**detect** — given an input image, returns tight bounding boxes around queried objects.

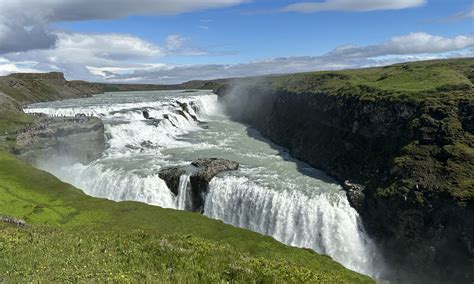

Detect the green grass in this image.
[0,223,346,283]
[0,111,32,134]
[0,151,372,283]
[259,58,474,102]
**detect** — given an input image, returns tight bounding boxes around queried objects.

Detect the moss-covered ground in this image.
[263,58,473,100]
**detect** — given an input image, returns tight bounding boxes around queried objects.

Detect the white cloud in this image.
[0,58,42,76]
[325,33,474,58]
[2,32,166,80]
[57,33,163,60]
[443,6,474,22]
[84,33,474,83]
[164,35,208,56]
[0,0,246,53]
[282,0,425,13]
[165,35,185,50]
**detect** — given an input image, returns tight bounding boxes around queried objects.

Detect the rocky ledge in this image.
[159,158,239,212]
[0,215,28,227]
[14,114,105,164]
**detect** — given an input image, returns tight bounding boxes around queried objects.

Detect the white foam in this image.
[204,175,383,277]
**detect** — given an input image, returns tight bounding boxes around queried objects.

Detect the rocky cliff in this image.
[160,158,239,212]
[216,58,474,283]
[14,114,105,164]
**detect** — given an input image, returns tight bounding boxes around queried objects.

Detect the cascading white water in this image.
[37,159,177,208]
[25,90,384,278]
[28,91,219,210]
[204,175,381,276]
[176,175,190,210]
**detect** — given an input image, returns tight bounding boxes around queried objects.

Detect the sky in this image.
[0,0,473,83]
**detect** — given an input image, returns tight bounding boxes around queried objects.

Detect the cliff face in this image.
[216,59,474,283]
[14,115,105,164]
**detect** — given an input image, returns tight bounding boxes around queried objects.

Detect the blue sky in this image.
[0,0,473,83]
[56,0,473,63]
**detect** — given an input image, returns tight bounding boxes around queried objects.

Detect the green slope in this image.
[243,58,473,102]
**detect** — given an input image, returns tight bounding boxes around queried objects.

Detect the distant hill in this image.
[0,72,227,104]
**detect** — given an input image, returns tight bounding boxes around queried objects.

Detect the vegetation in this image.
[0,110,32,134]
[0,93,32,134]
[0,223,351,283]
[263,58,473,100]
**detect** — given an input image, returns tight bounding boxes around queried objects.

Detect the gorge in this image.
[23,89,384,279]
[1,58,472,283]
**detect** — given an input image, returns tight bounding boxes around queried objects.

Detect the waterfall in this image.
[204,175,383,277]
[176,175,190,210]
[36,159,177,208]
[25,90,384,278]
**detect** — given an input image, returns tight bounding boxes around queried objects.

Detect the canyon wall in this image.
[216,59,474,283]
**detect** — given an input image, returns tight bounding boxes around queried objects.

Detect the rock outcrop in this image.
[0,215,28,227]
[159,158,239,212]
[14,114,105,164]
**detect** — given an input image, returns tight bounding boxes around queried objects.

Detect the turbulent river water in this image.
[25,90,384,277]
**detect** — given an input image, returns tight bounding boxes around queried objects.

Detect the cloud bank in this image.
[444,6,474,22]
[3,32,471,83]
[281,0,426,13]
[0,0,246,53]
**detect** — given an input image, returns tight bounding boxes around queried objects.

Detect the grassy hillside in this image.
[0,92,32,134]
[0,143,370,282]
[258,58,473,99]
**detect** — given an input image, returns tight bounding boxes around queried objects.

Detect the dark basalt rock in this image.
[143,110,151,119]
[14,116,105,164]
[159,167,187,196]
[0,215,28,227]
[159,158,239,212]
[343,180,365,212]
[216,75,474,283]
[176,101,199,121]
